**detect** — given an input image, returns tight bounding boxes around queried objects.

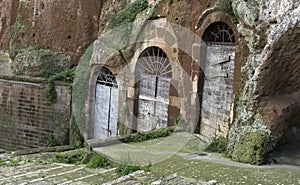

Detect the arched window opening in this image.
[97,67,118,87]
[137,47,172,78]
[202,21,235,45]
[94,67,118,139]
[136,47,172,131]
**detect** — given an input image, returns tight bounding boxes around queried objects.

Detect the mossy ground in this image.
[0,134,299,184]
[151,155,300,185]
[93,132,300,184]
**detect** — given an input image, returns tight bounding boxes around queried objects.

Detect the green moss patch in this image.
[124,127,176,143]
[45,68,75,104]
[151,154,300,184]
[231,130,270,165]
[54,149,92,165]
[54,149,115,169]
[107,0,148,29]
[206,136,227,153]
[86,153,113,168]
[10,45,71,77]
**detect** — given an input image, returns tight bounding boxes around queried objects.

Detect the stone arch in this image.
[202,21,236,45]
[196,12,238,140]
[134,46,173,131]
[90,66,119,139]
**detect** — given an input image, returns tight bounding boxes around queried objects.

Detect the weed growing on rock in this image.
[0,158,22,167]
[45,68,75,104]
[116,163,142,176]
[86,153,112,168]
[54,149,92,165]
[115,154,142,176]
[107,0,148,28]
[0,149,6,154]
[46,134,58,147]
[124,127,175,143]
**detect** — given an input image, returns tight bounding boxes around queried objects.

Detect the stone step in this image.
[102,170,206,185]
[24,165,86,184]
[59,168,116,185]
[0,163,64,183]
[102,170,148,185]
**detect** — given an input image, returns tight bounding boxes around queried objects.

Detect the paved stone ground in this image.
[0,153,209,185]
[0,155,117,185]
[0,133,299,185]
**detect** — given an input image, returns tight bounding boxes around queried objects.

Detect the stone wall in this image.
[0,77,71,150]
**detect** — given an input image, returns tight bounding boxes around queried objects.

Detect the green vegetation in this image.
[151,154,300,184]
[173,114,191,132]
[231,130,270,165]
[54,149,146,175]
[116,163,142,176]
[54,150,114,168]
[70,119,84,149]
[206,136,227,153]
[0,158,23,167]
[107,0,148,28]
[54,149,92,165]
[0,149,6,154]
[46,134,58,147]
[124,127,176,143]
[115,153,151,176]
[86,153,112,168]
[10,44,71,77]
[45,68,75,104]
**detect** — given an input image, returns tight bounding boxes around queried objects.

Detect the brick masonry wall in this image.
[0,78,71,150]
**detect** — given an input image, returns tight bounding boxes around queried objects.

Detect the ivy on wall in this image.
[45,68,75,104]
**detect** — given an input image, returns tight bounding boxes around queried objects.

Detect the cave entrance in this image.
[200,21,236,138]
[135,47,172,131]
[270,105,300,165]
[94,67,118,139]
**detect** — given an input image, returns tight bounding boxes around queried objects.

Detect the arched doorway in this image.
[136,47,172,131]
[94,67,118,139]
[200,21,236,138]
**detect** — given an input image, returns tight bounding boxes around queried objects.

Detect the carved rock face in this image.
[0,0,13,53]
[12,48,71,77]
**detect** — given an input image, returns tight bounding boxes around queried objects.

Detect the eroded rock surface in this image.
[228,0,300,164]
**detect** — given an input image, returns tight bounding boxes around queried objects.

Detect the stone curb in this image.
[12,145,75,156]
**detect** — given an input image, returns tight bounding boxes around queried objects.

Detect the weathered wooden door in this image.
[94,67,118,139]
[136,47,172,131]
[200,22,236,138]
